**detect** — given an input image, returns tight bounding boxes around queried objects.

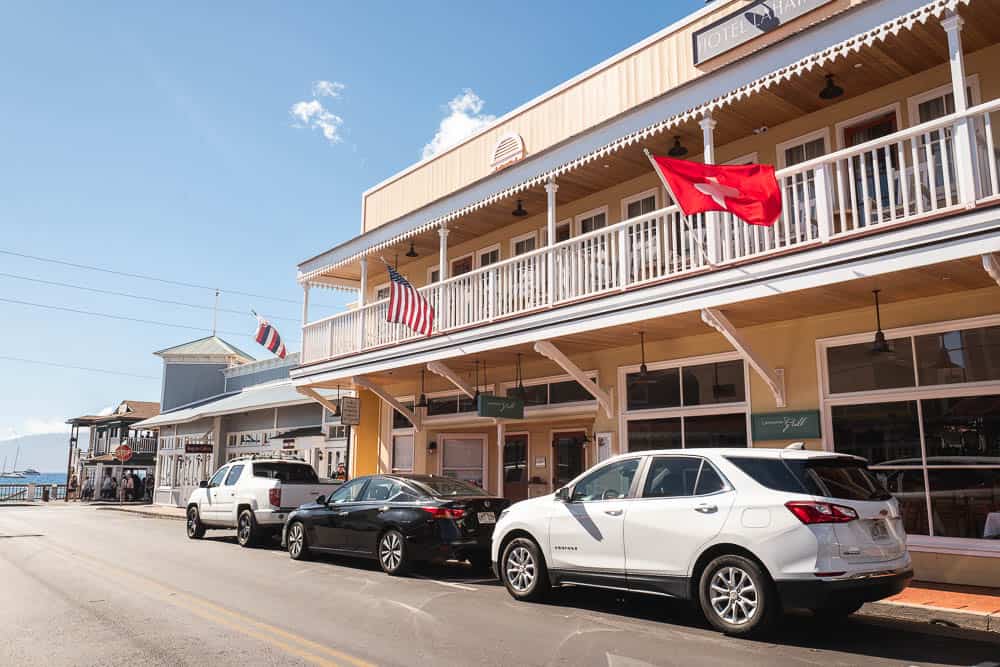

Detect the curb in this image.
[861,600,1000,634]
[97,506,186,522]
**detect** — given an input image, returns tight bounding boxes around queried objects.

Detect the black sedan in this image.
[281,474,509,575]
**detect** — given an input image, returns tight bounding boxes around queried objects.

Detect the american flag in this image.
[254,313,287,359]
[385,262,434,336]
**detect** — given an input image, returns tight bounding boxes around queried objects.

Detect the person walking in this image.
[68,474,78,500]
[101,473,113,500]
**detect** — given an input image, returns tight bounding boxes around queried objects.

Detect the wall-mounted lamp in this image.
[427,441,438,454]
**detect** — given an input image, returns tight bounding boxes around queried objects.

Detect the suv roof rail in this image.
[226,452,308,463]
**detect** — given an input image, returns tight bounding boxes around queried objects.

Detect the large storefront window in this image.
[441,436,485,487]
[622,356,749,452]
[823,320,1000,542]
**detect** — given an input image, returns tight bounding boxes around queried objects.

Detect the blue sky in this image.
[0,1,703,449]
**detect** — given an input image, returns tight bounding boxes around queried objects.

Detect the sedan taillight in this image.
[785,501,857,524]
[422,507,465,520]
[268,487,281,508]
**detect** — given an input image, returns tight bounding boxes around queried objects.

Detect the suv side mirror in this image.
[199,480,208,488]
[315,495,326,505]
[554,486,571,502]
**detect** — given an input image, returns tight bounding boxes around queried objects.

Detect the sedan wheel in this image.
[287,522,309,561]
[698,554,778,637]
[378,529,410,576]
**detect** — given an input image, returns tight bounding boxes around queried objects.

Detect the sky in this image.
[0,0,704,451]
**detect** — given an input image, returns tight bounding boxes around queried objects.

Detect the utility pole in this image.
[211,289,220,335]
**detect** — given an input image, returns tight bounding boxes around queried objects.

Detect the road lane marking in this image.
[412,574,477,591]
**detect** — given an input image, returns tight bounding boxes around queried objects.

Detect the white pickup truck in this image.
[185,455,340,547]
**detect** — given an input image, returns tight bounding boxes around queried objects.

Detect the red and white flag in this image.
[648,153,782,227]
[384,261,434,336]
[253,313,287,359]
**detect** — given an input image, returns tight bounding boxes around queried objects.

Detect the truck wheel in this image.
[287,521,310,561]
[237,509,258,548]
[377,529,411,576]
[186,506,206,539]
[698,554,779,637]
[500,537,550,602]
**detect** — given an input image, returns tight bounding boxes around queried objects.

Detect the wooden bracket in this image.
[352,376,421,430]
[426,361,476,399]
[296,386,342,417]
[533,340,614,418]
[983,253,1000,287]
[701,307,786,408]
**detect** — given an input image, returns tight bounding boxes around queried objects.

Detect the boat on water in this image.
[21,468,40,476]
[1,472,25,479]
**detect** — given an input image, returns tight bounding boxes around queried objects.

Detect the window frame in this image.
[635,454,732,500]
[724,152,759,166]
[566,455,645,503]
[437,433,489,487]
[391,433,415,473]
[905,75,981,127]
[834,103,904,150]
[450,252,475,277]
[498,371,599,412]
[373,282,391,301]
[509,231,539,257]
[620,188,661,222]
[775,127,830,169]
[477,243,501,268]
[573,205,610,237]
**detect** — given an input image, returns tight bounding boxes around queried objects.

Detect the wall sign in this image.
[339,396,361,426]
[185,443,214,454]
[477,394,524,419]
[751,410,821,441]
[692,0,834,65]
[534,456,547,468]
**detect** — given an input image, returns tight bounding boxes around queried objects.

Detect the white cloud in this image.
[312,80,345,98]
[290,99,344,144]
[98,405,115,416]
[0,418,71,440]
[422,89,496,160]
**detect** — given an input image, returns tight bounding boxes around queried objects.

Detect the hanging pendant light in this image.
[512,199,528,217]
[416,370,428,409]
[631,331,656,385]
[871,289,891,355]
[515,353,527,400]
[667,136,688,157]
[405,242,418,258]
[819,74,844,100]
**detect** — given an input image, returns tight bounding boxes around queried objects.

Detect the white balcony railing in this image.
[92,436,158,456]
[303,99,1000,365]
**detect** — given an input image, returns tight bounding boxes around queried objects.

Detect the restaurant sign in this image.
[693,0,834,65]
[751,410,821,441]
[185,443,214,454]
[477,394,524,420]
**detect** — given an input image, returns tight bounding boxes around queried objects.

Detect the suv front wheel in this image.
[500,537,550,602]
[698,554,778,637]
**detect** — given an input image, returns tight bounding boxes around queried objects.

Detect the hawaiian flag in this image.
[384,261,434,336]
[254,313,287,359]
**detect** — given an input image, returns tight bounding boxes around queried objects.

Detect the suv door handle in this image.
[604,509,624,516]
[695,503,718,514]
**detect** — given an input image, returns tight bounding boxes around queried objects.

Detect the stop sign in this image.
[114,444,133,463]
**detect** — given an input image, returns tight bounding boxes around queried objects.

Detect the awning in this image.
[298,0,972,288]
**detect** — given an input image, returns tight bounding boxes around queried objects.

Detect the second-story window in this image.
[375,283,390,300]
[479,245,500,267]
[511,232,537,256]
[625,193,657,219]
[578,209,607,234]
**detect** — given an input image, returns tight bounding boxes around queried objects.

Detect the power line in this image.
[0,248,306,305]
[0,355,159,380]
[0,270,299,323]
[0,296,300,342]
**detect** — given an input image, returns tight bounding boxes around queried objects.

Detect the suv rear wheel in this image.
[236,509,258,548]
[500,537,550,602]
[186,506,205,539]
[698,554,778,637]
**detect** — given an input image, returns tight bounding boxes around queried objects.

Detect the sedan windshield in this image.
[413,477,489,497]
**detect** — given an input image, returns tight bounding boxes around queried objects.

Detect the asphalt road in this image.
[1,504,998,667]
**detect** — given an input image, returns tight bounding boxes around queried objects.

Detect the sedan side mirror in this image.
[315,495,326,505]
[554,486,571,502]
[199,480,208,488]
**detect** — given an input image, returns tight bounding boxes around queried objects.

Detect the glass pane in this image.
[571,458,639,501]
[784,137,826,166]
[927,469,1000,539]
[628,417,682,452]
[392,402,414,430]
[224,465,243,485]
[826,339,915,393]
[458,394,477,413]
[682,360,745,405]
[914,326,1000,386]
[549,379,592,404]
[555,224,571,243]
[696,463,726,494]
[427,395,458,416]
[392,435,414,471]
[503,435,527,483]
[921,395,1000,464]
[831,401,921,465]
[643,457,701,498]
[626,368,680,410]
[580,213,607,234]
[507,384,547,406]
[626,196,656,219]
[684,413,748,448]
[443,439,482,469]
[554,434,586,487]
[873,469,930,536]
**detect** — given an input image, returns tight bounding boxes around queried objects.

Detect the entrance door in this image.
[503,434,529,502]
[552,432,587,489]
[441,436,486,488]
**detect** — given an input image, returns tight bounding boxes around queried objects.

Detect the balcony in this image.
[301,99,1000,367]
[91,436,158,457]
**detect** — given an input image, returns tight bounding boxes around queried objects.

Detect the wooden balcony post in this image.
[545,179,558,305]
[699,115,720,265]
[358,257,368,351]
[301,283,310,327]
[942,13,977,207]
[438,224,450,328]
[814,163,834,243]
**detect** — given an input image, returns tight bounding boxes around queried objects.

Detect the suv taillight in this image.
[786,501,858,524]
[268,488,281,508]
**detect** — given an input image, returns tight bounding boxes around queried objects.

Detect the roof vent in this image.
[491,133,525,172]
[784,442,806,450]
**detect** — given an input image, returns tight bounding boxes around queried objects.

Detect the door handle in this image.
[379,506,390,512]
[695,503,718,514]
[604,509,624,516]
[337,511,349,516]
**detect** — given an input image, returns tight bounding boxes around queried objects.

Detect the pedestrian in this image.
[101,473,113,500]
[82,476,94,500]
[134,473,144,502]
[68,474,78,500]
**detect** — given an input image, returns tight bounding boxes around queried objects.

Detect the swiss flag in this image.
[650,155,782,227]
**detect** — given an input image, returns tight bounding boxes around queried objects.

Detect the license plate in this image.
[870,520,889,540]
[477,512,496,524]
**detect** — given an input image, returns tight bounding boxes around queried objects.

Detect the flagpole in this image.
[643,148,713,267]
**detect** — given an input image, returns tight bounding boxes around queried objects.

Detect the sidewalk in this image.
[96,503,186,521]
[862,581,1000,633]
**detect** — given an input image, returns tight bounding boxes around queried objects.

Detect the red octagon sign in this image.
[114,444,134,463]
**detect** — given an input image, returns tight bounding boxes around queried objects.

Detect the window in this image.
[821,317,1000,542]
[510,232,537,256]
[571,458,640,501]
[576,208,608,235]
[623,191,658,220]
[224,464,243,485]
[779,132,827,168]
[441,437,485,487]
[504,434,528,484]
[375,283,391,301]
[428,268,440,284]
[425,392,477,417]
[392,434,414,473]
[208,467,228,488]
[451,254,473,276]
[392,401,415,430]
[326,424,348,440]
[252,462,319,483]
[478,245,500,267]
[361,477,410,502]
[504,374,598,408]
[727,457,889,502]
[329,478,367,504]
[643,456,725,498]
[555,222,571,243]
[622,356,749,452]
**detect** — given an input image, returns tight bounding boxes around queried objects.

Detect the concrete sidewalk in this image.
[96,504,186,520]
[862,582,1000,633]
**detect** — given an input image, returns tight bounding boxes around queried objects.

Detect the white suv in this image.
[491,446,912,636]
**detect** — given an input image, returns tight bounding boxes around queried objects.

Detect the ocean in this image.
[0,473,67,485]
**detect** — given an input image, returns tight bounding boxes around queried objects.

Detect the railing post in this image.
[814,164,834,243]
[357,257,368,352]
[700,116,720,265]
[545,179,558,305]
[438,225,449,328]
[617,226,628,288]
[942,13,977,207]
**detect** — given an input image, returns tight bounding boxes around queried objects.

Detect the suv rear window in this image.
[726,456,890,501]
[252,462,318,483]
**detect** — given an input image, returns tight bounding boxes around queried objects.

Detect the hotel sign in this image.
[477,394,524,420]
[751,410,821,441]
[693,0,834,65]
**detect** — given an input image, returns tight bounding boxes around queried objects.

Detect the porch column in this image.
[496,421,505,498]
[545,179,558,305]
[942,13,977,206]
[438,224,450,329]
[358,257,368,352]
[301,283,310,327]
[699,115,720,265]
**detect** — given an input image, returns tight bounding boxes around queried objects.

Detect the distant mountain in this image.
[0,433,72,473]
